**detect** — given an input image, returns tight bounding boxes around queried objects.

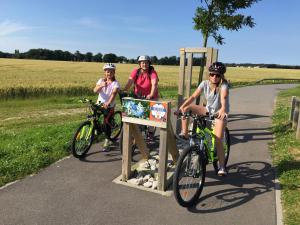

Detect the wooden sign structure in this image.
[176,47,218,133]
[121,97,178,191]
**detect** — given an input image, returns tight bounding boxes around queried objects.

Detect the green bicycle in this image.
[173,111,231,207]
[71,98,122,158]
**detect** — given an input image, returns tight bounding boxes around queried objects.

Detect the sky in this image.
[0,0,300,65]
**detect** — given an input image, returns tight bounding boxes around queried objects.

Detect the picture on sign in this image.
[122,98,150,119]
[149,102,168,122]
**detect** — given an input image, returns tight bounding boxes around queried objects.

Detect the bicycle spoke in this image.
[176,151,204,202]
[72,121,94,157]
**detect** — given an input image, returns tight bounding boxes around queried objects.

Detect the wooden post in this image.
[292,101,300,129]
[122,123,132,181]
[167,123,179,163]
[178,48,186,107]
[290,96,297,121]
[177,48,186,134]
[185,53,193,98]
[296,112,300,139]
[212,48,218,62]
[158,127,168,191]
[205,48,213,80]
[157,102,171,191]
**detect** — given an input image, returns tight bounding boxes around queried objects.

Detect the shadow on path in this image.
[227,114,274,145]
[188,161,275,213]
[228,113,269,123]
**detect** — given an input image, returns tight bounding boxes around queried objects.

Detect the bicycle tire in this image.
[71,121,95,158]
[109,111,123,141]
[213,127,231,172]
[173,145,206,207]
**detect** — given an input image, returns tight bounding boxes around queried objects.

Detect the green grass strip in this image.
[271,85,300,225]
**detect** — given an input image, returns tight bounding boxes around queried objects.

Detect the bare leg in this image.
[181,104,207,138]
[214,118,226,168]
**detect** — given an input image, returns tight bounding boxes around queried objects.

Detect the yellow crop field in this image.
[0,58,300,98]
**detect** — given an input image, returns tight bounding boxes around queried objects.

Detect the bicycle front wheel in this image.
[109,111,123,141]
[173,145,206,207]
[71,121,95,158]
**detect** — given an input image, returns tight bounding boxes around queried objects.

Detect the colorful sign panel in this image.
[149,102,168,122]
[122,98,168,123]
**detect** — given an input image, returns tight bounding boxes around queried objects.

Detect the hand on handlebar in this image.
[103,103,110,109]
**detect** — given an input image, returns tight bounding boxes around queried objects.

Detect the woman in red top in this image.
[123,55,159,99]
[123,55,159,141]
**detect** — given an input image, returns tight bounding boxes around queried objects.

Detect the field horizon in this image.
[1,58,300,99]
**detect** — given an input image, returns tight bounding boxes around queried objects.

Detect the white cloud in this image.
[0,20,32,37]
[77,17,99,28]
[76,17,113,30]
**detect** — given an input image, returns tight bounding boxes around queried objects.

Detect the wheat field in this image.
[1,58,300,98]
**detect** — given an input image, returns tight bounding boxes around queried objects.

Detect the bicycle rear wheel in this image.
[71,121,95,158]
[173,145,206,207]
[224,127,231,166]
[109,111,123,141]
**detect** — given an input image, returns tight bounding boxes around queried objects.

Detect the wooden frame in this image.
[121,99,178,192]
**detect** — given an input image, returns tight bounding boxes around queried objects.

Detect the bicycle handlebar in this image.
[78,98,106,111]
[119,90,147,99]
[174,111,217,120]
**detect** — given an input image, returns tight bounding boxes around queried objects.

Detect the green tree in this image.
[93,53,103,62]
[193,0,260,103]
[84,52,93,62]
[150,56,158,64]
[117,56,128,63]
[102,53,118,63]
[74,50,84,61]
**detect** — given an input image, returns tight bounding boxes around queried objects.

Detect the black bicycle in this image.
[71,98,122,158]
[173,111,231,207]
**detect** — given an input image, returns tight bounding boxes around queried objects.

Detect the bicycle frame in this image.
[85,100,110,136]
[195,127,216,164]
[187,114,227,165]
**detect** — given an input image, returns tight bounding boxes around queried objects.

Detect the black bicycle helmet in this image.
[208,62,226,74]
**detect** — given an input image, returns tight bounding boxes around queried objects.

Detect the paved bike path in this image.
[0,84,296,225]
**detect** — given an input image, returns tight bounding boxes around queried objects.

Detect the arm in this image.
[103,87,119,108]
[179,88,202,113]
[93,80,106,93]
[216,87,229,119]
[123,78,134,92]
[146,78,158,99]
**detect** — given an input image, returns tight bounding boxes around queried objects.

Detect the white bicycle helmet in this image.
[103,63,116,70]
[137,55,151,62]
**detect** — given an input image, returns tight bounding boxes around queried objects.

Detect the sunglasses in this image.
[209,73,221,78]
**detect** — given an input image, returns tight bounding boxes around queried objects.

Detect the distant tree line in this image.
[0,48,299,69]
[226,63,300,70]
[0,49,184,65]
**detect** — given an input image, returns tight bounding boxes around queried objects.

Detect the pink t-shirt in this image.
[130,68,159,99]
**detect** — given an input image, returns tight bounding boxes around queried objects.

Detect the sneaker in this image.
[146,132,154,142]
[218,167,227,176]
[178,133,189,140]
[102,139,112,152]
[102,147,110,152]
